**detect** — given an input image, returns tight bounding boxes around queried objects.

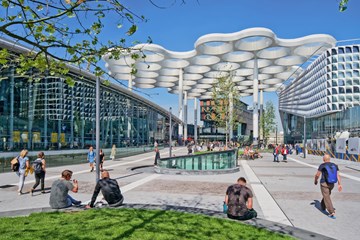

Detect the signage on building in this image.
[13,131,20,143]
[348,138,360,155]
[336,138,346,153]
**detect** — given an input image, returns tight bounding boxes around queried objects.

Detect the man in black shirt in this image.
[85,170,124,208]
[225,177,257,220]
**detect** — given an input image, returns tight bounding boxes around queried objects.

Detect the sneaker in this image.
[30,189,34,196]
[73,200,82,206]
[328,214,336,219]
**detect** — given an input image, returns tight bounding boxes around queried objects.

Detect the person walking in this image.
[314,153,342,219]
[281,144,288,162]
[30,151,46,195]
[87,146,96,172]
[16,149,30,195]
[273,145,280,163]
[154,147,160,165]
[99,149,105,171]
[110,144,116,161]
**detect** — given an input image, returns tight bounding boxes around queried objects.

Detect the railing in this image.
[0,145,160,173]
[158,149,238,171]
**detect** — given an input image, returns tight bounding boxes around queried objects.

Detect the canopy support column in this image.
[253,57,259,146]
[178,68,183,145]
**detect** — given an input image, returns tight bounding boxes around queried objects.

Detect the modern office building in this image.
[0,37,181,152]
[199,99,253,141]
[279,45,360,144]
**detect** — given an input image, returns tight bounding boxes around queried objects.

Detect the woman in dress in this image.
[110,144,116,161]
[87,146,96,172]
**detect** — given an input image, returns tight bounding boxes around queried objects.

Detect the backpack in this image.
[324,163,338,184]
[32,159,43,174]
[10,157,19,172]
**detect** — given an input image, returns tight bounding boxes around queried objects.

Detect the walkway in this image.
[1,148,359,240]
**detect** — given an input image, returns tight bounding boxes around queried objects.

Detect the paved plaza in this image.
[1,147,359,240]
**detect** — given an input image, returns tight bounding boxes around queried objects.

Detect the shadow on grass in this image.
[119,204,331,240]
[112,209,166,239]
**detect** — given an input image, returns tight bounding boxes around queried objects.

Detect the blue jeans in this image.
[16,169,26,192]
[66,195,79,207]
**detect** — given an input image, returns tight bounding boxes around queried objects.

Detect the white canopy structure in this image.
[103,27,336,145]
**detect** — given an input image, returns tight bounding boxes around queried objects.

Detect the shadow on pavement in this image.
[310,200,329,216]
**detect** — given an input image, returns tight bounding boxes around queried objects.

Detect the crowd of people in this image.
[10,143,343,221]
[272,144,292,163]
[243,146,263,160]
[12,147,123,209]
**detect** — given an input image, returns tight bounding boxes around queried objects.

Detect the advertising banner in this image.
[336,138,346,153]
[32,131,41,143]
[348,138,360,155]
[312,139,318,150]
[318,139,326,151]
[13,131,20,143]
[51,133,58,143]
[60,133,66,144]
[306,139,312,149]
[21,132,28,143]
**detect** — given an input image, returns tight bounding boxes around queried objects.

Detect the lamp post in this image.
[275,123,278,145]
[169,107,172,157]
[95,76,100,182]
[303,116,306,159]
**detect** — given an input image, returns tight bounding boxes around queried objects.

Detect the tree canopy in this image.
[260,101,276,145]
[0,0,151,85]
[210,73,243,145]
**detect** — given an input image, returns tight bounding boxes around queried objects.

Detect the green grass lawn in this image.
[0,208,293,240]
[194,151,211,155]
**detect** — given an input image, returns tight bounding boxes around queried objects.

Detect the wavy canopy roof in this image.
[103,27,336,99]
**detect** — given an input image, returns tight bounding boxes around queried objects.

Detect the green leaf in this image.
[65,76,75,87]
[125,13,133,21]
[339,6,347,12]
[36,5,43,11]
[8,15,16,21]
[2,0,9,8]
[126,25,137,36]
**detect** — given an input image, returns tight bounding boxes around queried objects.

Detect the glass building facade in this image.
[0,38,181,151]
[279,45,360,144]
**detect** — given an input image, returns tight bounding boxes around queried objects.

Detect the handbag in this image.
[24,166,34,176]
[10,157,19,172]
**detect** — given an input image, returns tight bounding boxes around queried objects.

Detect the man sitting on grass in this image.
[86,170,124,208]
[224,177,257,220]
[49,169,81,209]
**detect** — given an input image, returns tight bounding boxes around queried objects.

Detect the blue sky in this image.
[105,0,360,129]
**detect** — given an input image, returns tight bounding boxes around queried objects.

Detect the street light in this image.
[275,123,278,145]
[169,107,172,157]
[303,115,306,159]
[95,76,100,182]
